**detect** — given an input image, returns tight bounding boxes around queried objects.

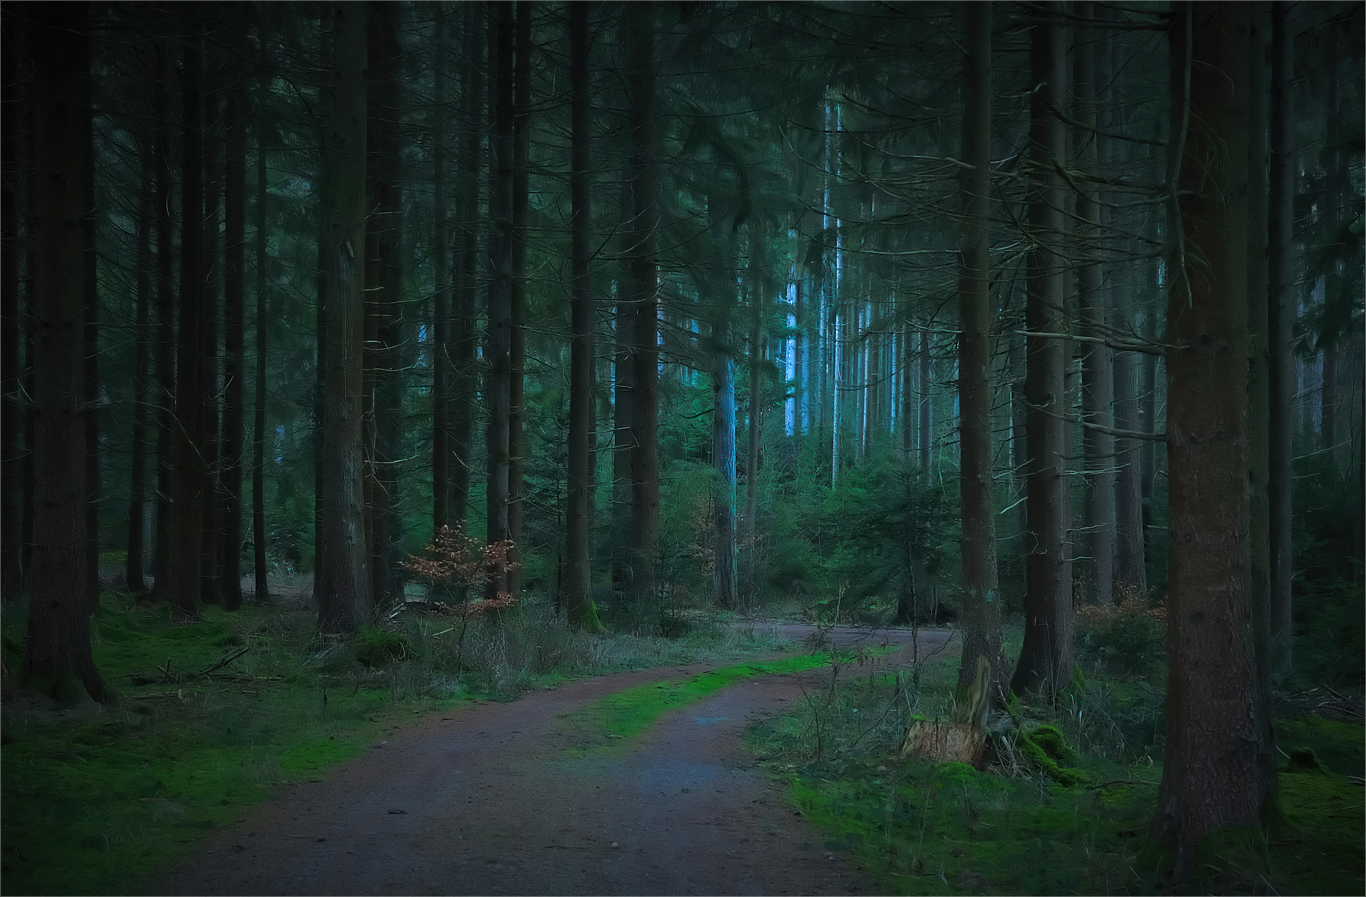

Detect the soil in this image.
[151,623,954,896]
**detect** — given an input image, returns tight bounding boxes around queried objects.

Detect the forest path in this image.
[152,623,954,896]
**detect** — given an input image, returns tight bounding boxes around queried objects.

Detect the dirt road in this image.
[152,624,953,896]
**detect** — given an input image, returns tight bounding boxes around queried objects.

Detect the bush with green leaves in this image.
[818,453,958,626]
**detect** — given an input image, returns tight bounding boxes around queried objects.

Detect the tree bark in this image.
[507,0,531,602]
[21,0,110,703]
[199,89,223,607]
[565,1,603,631]
[710,195,739,610]
[365,0,404,608]
[1245,2,1280,813]
[431,4,451,538]
[0,6,21,596]
[252,18,271,605]
[1266,0,1295,680]
[151,39,176,606]
[126,123,154,595]
[165,9,207,621]
[450,4,483,540]
[81,89,99,612]
[1012,2,1073,698]
[315,2,370,635]
[485,0,514,602]
[1075,2,1115,607]
[1152,2,1267,877]
[221,83,248,611]
[626,1,660,609]
[956,1,1008,703]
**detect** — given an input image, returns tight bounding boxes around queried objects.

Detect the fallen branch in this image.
[197,645,250,677]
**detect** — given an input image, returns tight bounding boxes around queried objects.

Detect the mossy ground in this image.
[1,596,439,895]
[748,626,1364,895]
[565,652,848,749]
[0,590,804,895]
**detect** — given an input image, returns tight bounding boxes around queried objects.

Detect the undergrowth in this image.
[749,618,1365,895]
[0,589,796,895]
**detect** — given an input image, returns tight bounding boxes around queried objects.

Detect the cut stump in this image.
[899,718,989,767]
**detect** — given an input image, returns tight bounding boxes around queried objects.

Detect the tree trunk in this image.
[1244,1,1280,816]
[1152,3,1267,877]
[165,11,207,621]
[315,2,370,636]
[80,84,101,612]
[365,0,404,608]
[626,1,660,609]
[221,84,247,611]
[126,126,154,595]
[1075,2,1115,607]
[1267,0,1295,679]
[918,329,931,469]
[710,195,739,610]
[0,9,21,596]
[956,1,1008,703]
[431,4,451,538]
[507,0,531,603]
[21,1,109,703]
[252,19,271,605]
[485,0,514,603]
[1012,1,1073,698]
[199,89,224,607]
[565,1,602,631]
[151,39,176,606]
[450,4,483,540]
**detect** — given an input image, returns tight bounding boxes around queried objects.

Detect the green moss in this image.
[1191,823,1271,892]
[353,626,410,668]
[568,653,841,746]
[1272,767,1366,896]
[1013,724,1090,787]
[783,758,1158,895]
[1278,714,1365,777]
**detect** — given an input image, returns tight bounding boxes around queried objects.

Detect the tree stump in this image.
[899,717,989,767]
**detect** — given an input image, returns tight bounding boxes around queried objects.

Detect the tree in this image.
[315,2,370,635]
[164,10,208,621]
[485,0,514,602]
[625,1,661,608]
[221,80,248,611]
[21,0,109,703]
[709,191,739,610]
[1152,2,1270,877]
[1012,1,1074,698]
[1266,0,1295,679]
[364,0,405,608]
[564,0,603,631]
[955,1,1007,702]
[0,5,21,597]
[1074,1,1115,608]
[251,12,271,606]
[125,124,154,595]
[507,0,531,602]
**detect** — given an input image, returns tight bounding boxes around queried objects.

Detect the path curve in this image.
[153,623,954,896]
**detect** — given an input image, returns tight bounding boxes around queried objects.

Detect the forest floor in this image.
[149,622,953,896]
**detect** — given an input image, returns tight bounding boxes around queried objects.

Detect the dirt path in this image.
[152,624,954,896]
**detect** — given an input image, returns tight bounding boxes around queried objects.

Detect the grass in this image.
[572,652,851,744]
[0,589,803,895]
[749,621,1365,895]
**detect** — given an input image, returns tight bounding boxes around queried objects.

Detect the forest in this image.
[2,1,1363,894]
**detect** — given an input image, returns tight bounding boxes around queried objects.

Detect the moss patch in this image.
[565,652,842,748]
